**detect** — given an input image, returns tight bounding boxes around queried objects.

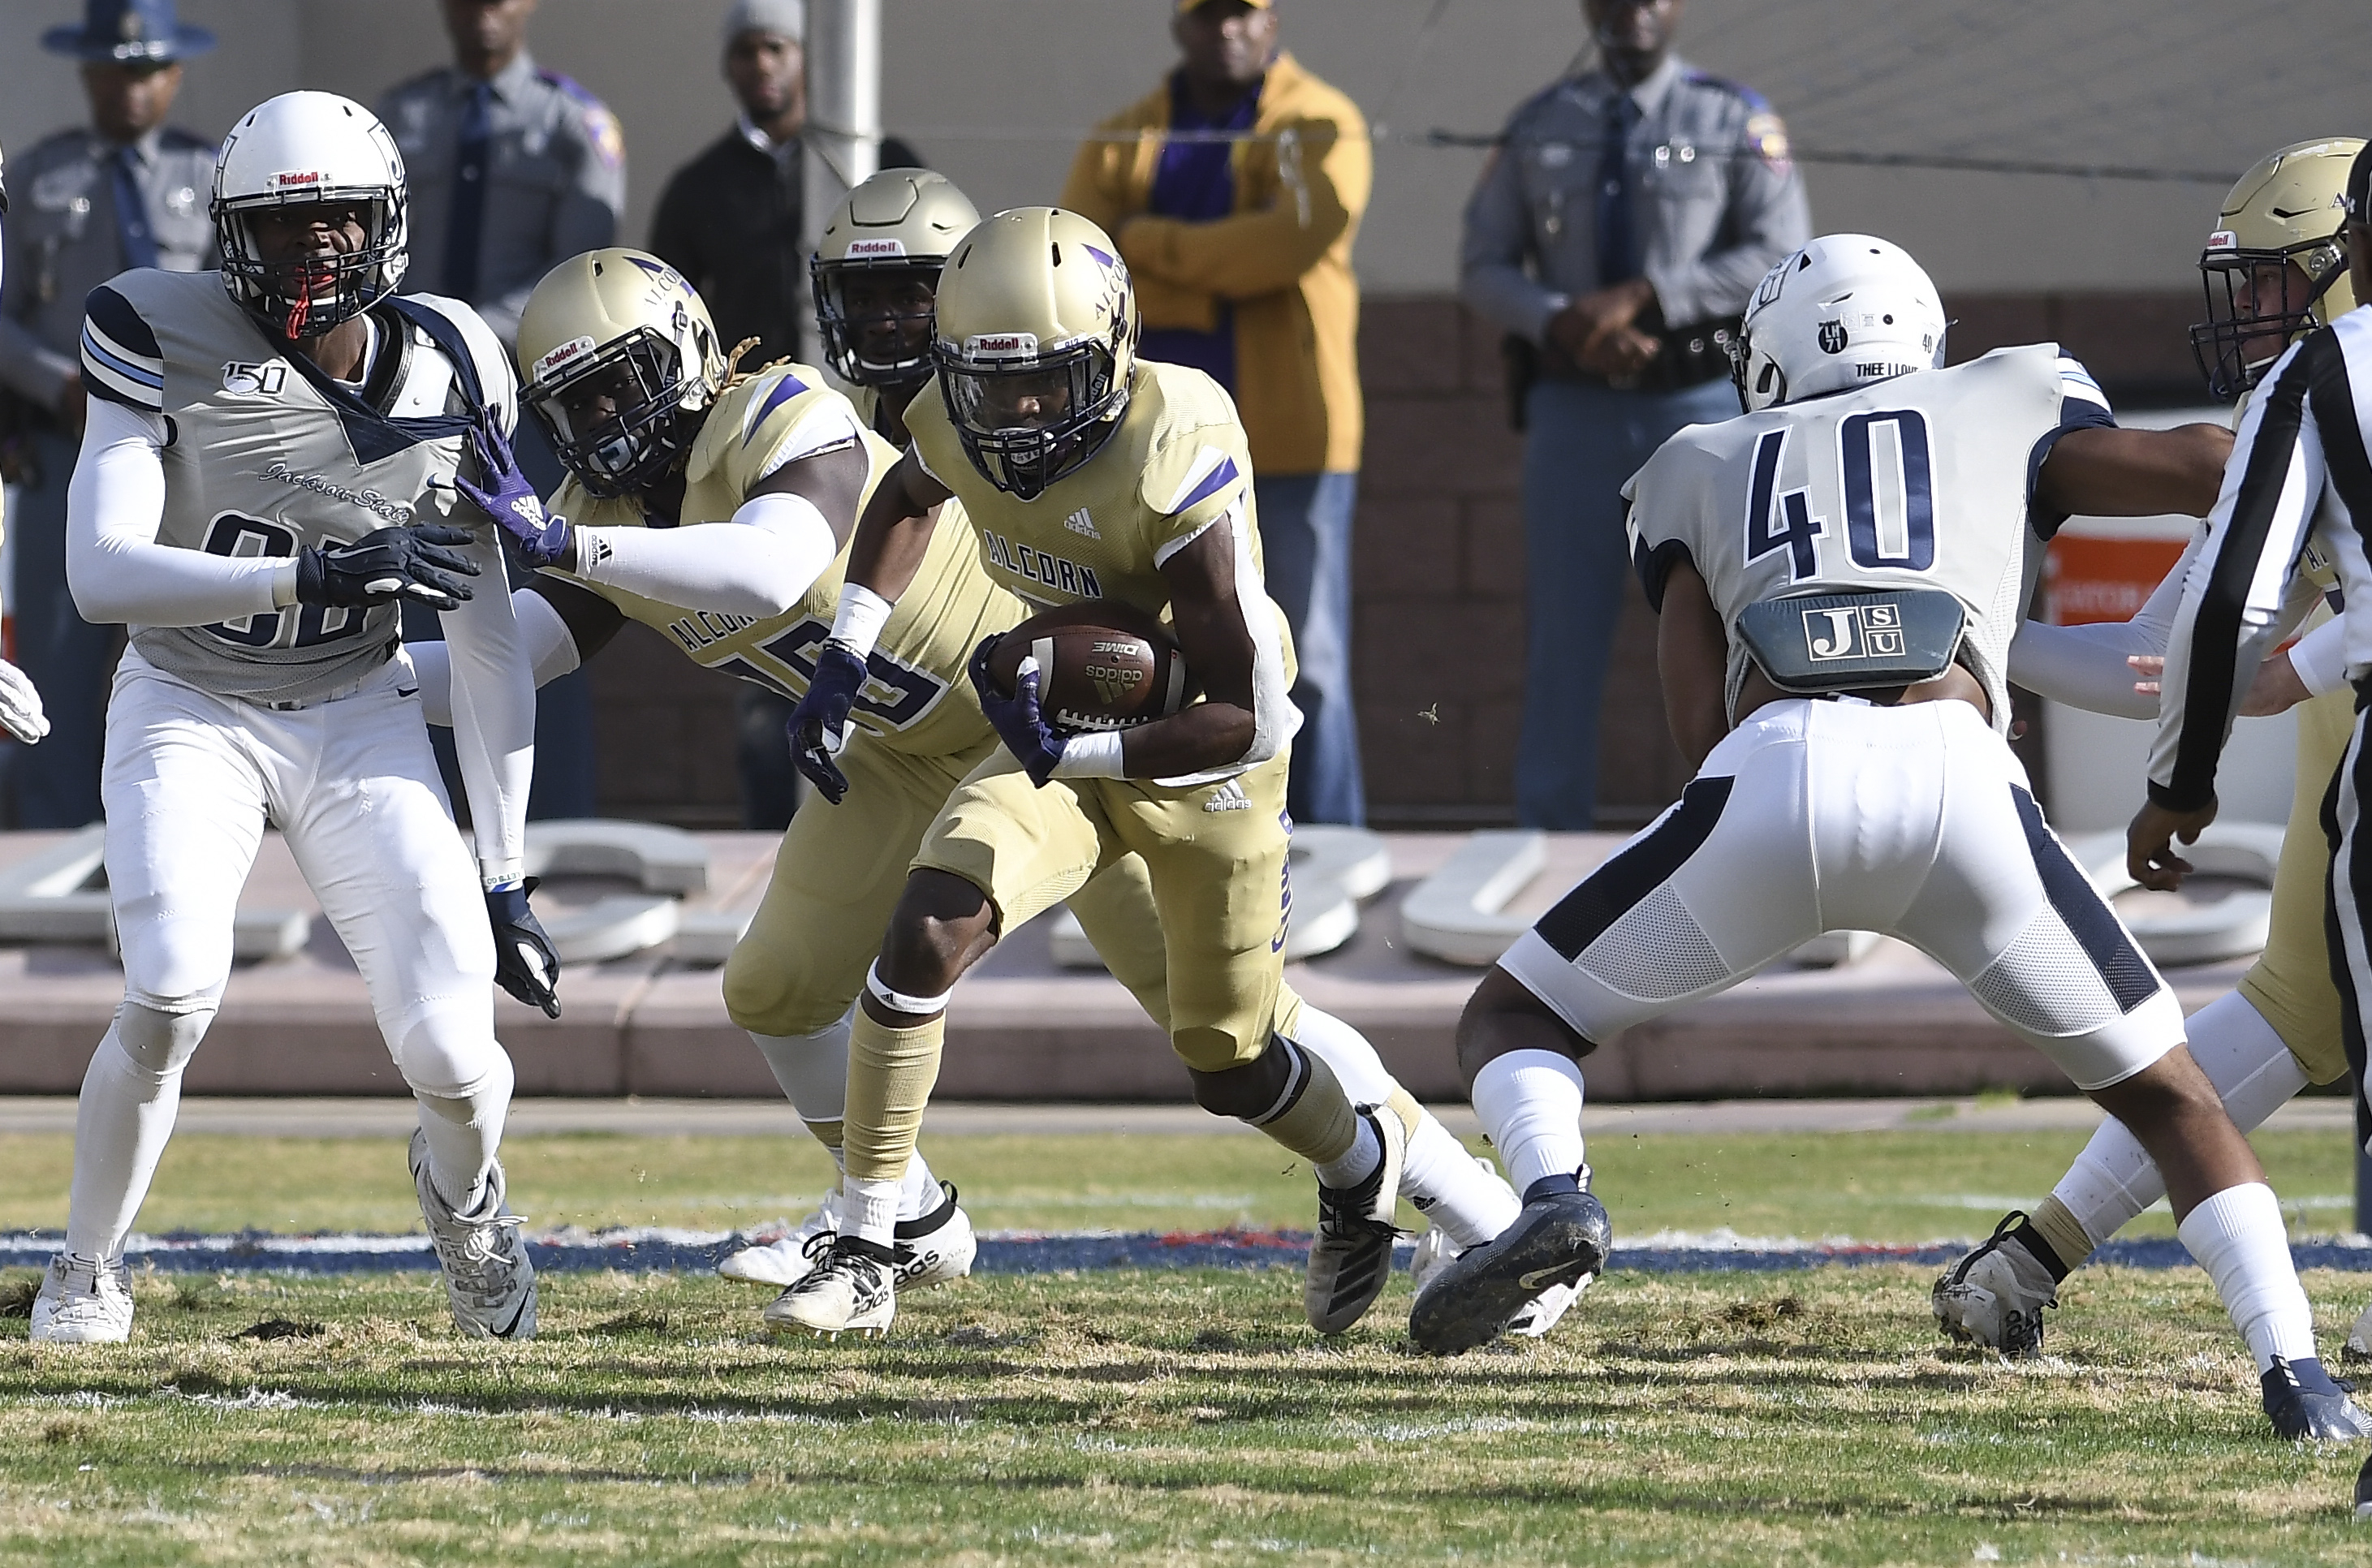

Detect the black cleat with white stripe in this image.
[1409,1186,1611,1355]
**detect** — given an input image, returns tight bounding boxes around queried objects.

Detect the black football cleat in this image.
[1408,1188,1611,1355]
[2354,1450,2372,1518]
[2262,1358,2372,1441]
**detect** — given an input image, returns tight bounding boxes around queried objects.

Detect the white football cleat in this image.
[718,1194,843,1287]
[411,1129,537,1340]
[2346,1299,2372,1360]
[765,1235,896,1338]
[1933,1211,2057,1359]
[29,1251,133,1345]
[1409,1214,1585,1341]
[894,1182,976,1289]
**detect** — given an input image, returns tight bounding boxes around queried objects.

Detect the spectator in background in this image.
[1063,0,1371,827]
[0,0,217,829]
[649,0,922,829]
[1462,0,1807,829]
[380,0,628,820]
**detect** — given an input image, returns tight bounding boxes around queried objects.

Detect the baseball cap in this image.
[1177,0,1273,12]
[723,0,804,45]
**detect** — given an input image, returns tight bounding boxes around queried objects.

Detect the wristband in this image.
[481,859,524,892]
[828,584,895,660]
[1050,729,1126,779]
[270,558,302,608]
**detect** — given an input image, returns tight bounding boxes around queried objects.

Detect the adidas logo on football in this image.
[1202,781,1252,813]
[1063,508,1100,539]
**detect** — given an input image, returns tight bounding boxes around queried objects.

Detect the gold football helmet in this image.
[2191,137,2365,399]
[516,248,728,498]
[813,168,980,389]
[931,206,1136,500]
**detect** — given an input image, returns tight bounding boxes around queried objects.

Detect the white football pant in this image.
[1499,697,2184,1089]
[64,649,513,1259]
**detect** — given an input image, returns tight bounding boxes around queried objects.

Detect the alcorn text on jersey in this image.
[549,362,1014,758]
[79,269,509,705]
[1625,343,2114,730]
[905,358,1300,776]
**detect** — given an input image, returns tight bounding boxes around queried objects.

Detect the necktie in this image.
[1594,93,1641,286]
[443,80,494,300]
[113,147,160,271]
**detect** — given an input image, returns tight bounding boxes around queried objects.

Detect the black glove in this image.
[486,879,561,1018]
[295,523,479,612]
[787,642,869,804]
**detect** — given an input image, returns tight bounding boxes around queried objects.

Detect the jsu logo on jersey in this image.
[222,360,287,395]
[1804,601,1906,661]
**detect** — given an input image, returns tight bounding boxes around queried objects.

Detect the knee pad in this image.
[114,1001,213,1079]
[751,1009,854,1124]
[391,1004,511,1102]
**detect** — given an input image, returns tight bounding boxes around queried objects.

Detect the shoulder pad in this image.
[391,292,518,424]
[690,363,831,480]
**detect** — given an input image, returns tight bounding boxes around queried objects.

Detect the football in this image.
[981,601,1195,734]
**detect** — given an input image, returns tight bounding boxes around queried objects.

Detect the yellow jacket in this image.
[1060,52,1368,477]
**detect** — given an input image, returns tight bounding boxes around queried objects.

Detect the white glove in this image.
[0,658,50,744]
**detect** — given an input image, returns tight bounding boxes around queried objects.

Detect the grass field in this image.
[2,1122,2370,1564]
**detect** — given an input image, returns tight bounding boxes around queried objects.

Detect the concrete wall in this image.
[7,1,2369,294]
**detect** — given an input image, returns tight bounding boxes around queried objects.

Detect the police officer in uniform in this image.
[0,0,216,828]
[1461,0,1808,830]
[378,0,628,818]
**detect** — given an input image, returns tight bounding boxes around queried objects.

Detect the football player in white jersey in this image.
[32,93,547,1344]
[1408,235,2372,1441]
[1935,139,2361,1359]
[0,146,54,749]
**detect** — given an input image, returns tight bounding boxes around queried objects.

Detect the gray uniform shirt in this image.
[0,125,216,412]
[1625,346,2116,733]
[1460,52,1809,343]
[80,269,513,704]
[378,50,626,350]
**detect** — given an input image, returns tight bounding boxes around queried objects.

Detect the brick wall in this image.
[591,290,2195,827]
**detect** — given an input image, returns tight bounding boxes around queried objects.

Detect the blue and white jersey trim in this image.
[80,285,166,412]
[2055,355,2112,418]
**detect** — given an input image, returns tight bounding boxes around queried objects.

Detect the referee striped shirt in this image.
[2150,308,2372,812]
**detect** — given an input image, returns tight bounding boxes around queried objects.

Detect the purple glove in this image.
[455,409,571,568]
[787,643,869,803]
[968,635,1066,787]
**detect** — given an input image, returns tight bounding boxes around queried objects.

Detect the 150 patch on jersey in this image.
[222,360,287,395]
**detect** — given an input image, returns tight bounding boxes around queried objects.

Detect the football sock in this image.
[899,1148,942,1221]
[843,1004,944,1244]
[2176,1182,2318,1374]
[1313,1114,1384,1189]
[1402,1117,1520,1249]
[1469,1049,1587,1199]
[414,1080,511,1218]
[2049,993,2307,1253]
[63,1003,212,1260]
[1245,1039,1361,1170]
[1284,1003,1396,1105]
[748,1010,854,1155]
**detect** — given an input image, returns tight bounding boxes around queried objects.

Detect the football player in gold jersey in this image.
[1934,139,2369,1358]
[445,202,1535,1335]
[782,207,1412,1338]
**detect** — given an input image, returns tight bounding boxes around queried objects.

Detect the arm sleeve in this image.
[1641,106,1811,329]
[438,519,536,886]
[1458,135,1561,343]
[575,493,841,618]
[2008,529,2199,717]
[1116,106,1370,299]
[410,586,580,727]
[66,397,294,626]
[2150,340,2330,811]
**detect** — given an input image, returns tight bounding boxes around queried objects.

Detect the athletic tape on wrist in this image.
[1050,729,1125,778]
[830,584,895,661]
[866,960,952,1018]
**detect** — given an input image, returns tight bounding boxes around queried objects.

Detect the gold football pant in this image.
[843,747,1359,1185]
[2237,684,2353,1083]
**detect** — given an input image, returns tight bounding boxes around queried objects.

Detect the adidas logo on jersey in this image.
[1063,508,1100,540]
[1203,781,1252,813]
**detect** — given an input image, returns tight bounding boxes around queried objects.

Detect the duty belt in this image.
[1539,314,1743,394]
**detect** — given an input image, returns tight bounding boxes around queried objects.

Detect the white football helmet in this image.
[214,91,408,337]
[1732,235,1947,413]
